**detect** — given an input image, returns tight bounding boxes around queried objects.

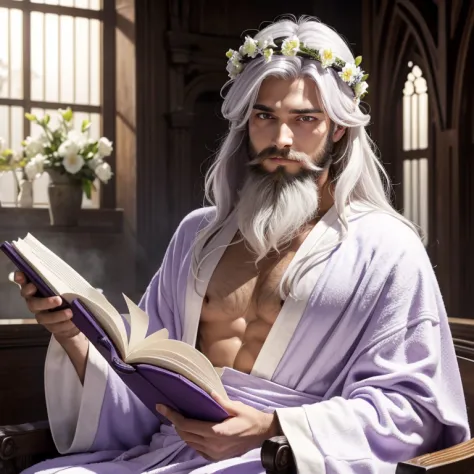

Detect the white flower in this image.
[230,51,242,67]
[281,36,300,56]
[24,154,45,180]
[319,47,335,68]
[257,36,276,50]
[225,49,235,59]
[37,132,49,146]
[339,63,361,85]
[58,140,80,158]
[24,136,44,158]
[263,48,274,63]
[66,130,87,149]
[98,137,113,157]
[95,162,113,183]
[32,153,46,166]
[226,50,244,78]
[88,154,103,170]
[226,60,243,79]
[25,161,40,181]
[62,153,84,175]
[354,81,369,98]
[241,36,258,58]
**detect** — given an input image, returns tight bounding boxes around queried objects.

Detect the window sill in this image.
[0,207,123,233]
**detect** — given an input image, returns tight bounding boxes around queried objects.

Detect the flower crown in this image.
[226,35,369,103]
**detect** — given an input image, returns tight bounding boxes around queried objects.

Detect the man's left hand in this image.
[156,392,281,461]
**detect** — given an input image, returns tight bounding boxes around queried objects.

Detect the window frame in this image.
[0,0,116,209]
[399,56,434,250]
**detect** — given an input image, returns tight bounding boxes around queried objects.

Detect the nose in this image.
[273,122,293,148]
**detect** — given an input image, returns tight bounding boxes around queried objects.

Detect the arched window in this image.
[0,0,113,209]
[402,62,429,244]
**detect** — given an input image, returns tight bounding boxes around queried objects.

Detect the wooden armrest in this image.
[261,435,474,474]
[396,438,474,473]
[261,436,296,474]
[0,420,58,474]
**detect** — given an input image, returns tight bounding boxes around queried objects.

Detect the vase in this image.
[18,179,34,208]
[47,170,83,226]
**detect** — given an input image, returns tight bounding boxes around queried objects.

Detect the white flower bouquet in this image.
[20,108,113,199]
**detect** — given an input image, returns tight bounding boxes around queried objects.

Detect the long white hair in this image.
[192,15,417,297]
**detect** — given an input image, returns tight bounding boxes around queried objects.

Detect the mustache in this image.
[248,146,322,172]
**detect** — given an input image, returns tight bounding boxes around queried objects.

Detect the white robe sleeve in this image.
[45,336,108,454]
[43,208,212,455]
[276,316,469,473]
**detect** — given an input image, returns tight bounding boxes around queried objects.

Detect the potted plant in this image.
[20,108,113,226]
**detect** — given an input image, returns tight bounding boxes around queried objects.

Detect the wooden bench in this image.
[1,323,474,474]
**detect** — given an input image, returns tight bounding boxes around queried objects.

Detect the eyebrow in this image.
[253,104,324,114]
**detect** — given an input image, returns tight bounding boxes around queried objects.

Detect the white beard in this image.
[235,166,320,262]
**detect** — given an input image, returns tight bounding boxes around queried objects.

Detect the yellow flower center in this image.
[323,50,333,60]
[342,69,354,81]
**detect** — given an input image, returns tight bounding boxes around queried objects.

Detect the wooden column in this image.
[116,0,137,231]
[134,0,171,288]
[101,0,117,209]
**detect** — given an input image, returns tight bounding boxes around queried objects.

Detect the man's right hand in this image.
[14,271,81,343]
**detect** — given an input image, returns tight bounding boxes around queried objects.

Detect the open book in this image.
[1,234,229,423]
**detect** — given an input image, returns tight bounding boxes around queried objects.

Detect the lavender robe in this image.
[23,206,470,474]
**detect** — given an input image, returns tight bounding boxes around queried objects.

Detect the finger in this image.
[175,428,206,446]
[14,271,26,286]
[26,295,62,314]
[36,309,73,325]
[156,405,185,427]
[43,320,79,338]
[157,405,217,436]
[191,443,232,462]
[211,391,240,416]
[193,449,213,461]
[20,282,39,298]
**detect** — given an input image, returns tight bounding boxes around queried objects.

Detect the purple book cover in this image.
[1,241,229,424]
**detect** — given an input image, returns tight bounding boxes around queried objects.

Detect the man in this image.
[16,16,469,474]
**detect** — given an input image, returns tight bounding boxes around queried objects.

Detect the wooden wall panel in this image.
[0,325,50,425]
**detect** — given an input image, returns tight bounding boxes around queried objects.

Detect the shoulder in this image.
[345,209,435,284]
[177,206,216,234]
[344,210,443,329]
[173,206,217,247]
[348,210,425,257]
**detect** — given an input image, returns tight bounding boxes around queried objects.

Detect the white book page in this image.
[13,236,128,357]
[62,291,128,357]
[129,352,226,398]
[126,347,218,395]
[23,235,121,324]
[122,294,152,355]
[13,239,76,297]
[122,325,169,357]
[24,234,94,291]
[130,338,225,397]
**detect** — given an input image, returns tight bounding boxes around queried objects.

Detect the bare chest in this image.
[197,239,298,373]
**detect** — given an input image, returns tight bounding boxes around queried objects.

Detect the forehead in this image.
[255,76,322,109]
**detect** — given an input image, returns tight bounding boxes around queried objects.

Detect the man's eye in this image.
[297,116,317,122]
[256,113,274,120]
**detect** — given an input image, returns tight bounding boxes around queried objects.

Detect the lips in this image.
[269,157,300,163]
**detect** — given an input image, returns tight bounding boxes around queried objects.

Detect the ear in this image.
[333,124,346,143]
